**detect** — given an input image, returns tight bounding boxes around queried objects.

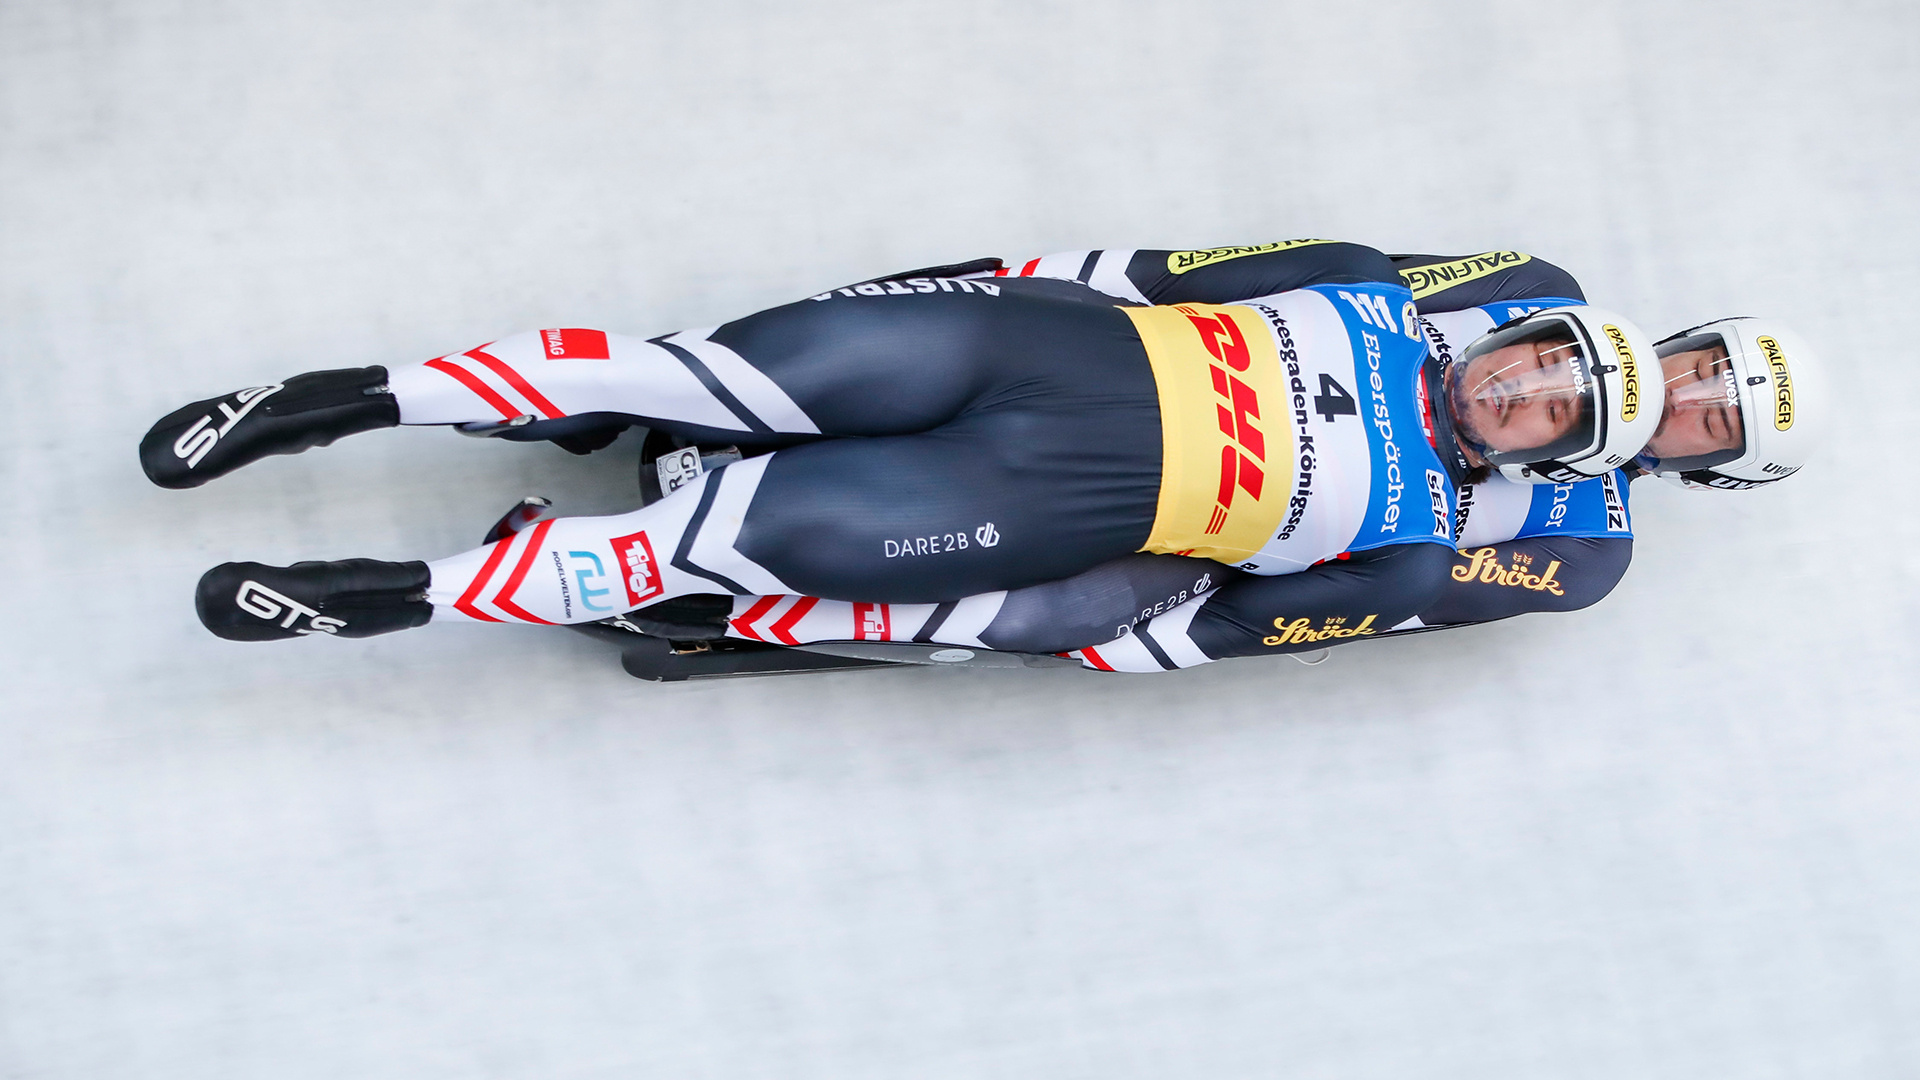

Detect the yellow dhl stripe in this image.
[1124,303,1294,563]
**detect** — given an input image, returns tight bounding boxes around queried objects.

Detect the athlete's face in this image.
[1455,337,1588,455]
[1645,343,1744,461]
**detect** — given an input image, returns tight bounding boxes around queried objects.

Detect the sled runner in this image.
[565,619,1078,682]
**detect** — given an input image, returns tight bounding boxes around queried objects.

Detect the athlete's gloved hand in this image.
[139,366,399,489]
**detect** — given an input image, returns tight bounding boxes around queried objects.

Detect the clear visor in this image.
[1447,318,1598,466]
[1638,332,1747,473]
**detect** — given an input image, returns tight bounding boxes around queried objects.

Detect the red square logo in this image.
[854,602,890,641]
[610,530,664,606]
[540,328,610,360]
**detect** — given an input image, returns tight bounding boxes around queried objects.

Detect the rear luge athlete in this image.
[141,242,1661,667]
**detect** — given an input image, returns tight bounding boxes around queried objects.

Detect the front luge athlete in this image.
[141,242,1661,663]
[597,247,1823,670]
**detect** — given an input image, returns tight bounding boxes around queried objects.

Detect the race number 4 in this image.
[1313,374,1357,422]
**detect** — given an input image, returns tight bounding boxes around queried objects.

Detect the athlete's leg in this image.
[197,395,1167,640]
[173,276,1170,641]
[140,277,1124,488]
[419,460,778,629]
[426,396,1164,623]
[193,461,792,641]
[391,277,1130,441]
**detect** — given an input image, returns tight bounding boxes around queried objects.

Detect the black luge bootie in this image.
[196,559,432,641]
[140,366,400,489]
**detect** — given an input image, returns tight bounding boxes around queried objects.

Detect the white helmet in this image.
[1635,317,1822,490]
[1442,305,1663,485]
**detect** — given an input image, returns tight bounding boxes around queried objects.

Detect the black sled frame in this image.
[566,620,1078,682]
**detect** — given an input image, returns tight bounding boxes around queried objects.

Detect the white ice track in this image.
[3,3,1918,1078]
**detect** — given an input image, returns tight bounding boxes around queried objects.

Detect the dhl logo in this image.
[1759,335,1793,430]
[1604,324,1640,422]
[1180,307,1266,535]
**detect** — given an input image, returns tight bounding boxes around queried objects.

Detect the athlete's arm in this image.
[1391,251,1586,313]
[1115,242,1401,304]
[1074,543,1455,672]
[1396,535,1632,630]
[875,245,1579,313]
[959,242,1398,305]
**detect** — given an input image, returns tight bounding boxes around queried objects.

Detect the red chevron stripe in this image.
[767,595,819,645]
[730,595,783,641]
[1079,646,1115,672]
[466,348,568,419]
[491,519,557,625]
[453,535,515,622]
[424,358,521,421]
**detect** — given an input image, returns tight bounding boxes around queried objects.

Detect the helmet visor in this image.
[1447,316,1598,466]
[1638,332,1747,473]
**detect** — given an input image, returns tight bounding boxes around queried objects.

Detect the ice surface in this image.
[3,2,1918,1077]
